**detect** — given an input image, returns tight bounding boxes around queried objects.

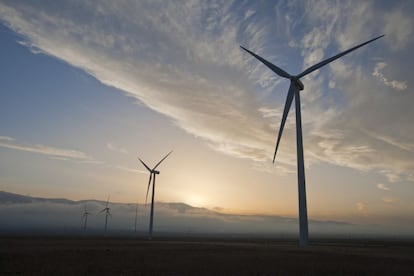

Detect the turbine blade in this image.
[240,46,291,79]
[99,208,106,214]
[106,196,110,207]
[138,158,152,172]
[273,83,295,163]
[145,174,152,205]
[297,35,384,78]
[153,150,173,170]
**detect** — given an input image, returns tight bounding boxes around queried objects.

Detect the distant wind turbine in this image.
[241,35,384,247]
[81,204,91,231]
[99,196,111,232]
[134,203,138,233]
[138,151,172,239]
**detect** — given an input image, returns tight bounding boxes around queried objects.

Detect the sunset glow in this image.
[0,0,413,236]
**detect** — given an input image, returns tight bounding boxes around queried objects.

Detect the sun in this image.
[185,195,207,208]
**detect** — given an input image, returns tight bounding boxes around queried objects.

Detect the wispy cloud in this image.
[107,143,128,154]
[0,0,413,183]
[380,170,402,183]
[0,0,278,165]
[290,0,414,182]
[0,136,14,141]
[0,136,94,162]
[0,136,148,174]
[376,183,390,191]
[383,7,413,51]
[114,165,145,174]
[356,202,368,213]
[382,197,400,204]
[372,62,407,91]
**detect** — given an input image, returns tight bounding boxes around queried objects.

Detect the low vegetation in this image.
[1,237,413,275]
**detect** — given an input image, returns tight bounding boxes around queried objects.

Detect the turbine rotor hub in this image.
[291,77,304,91]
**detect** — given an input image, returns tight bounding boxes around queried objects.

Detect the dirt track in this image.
[1,237,413,275]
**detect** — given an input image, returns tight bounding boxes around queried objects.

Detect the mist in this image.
[1,191,411,238]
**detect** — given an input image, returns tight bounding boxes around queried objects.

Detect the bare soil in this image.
[1,236,413,275]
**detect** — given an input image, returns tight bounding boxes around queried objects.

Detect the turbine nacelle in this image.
[100,207,110,213]
[291,76,304,91]
[151,170,160,175]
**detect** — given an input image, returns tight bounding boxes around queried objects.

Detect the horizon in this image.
[0,1,413,238]
[2,190,413,238]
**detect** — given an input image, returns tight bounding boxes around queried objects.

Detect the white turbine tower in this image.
[241,35,384,247]
[138,151,172,239]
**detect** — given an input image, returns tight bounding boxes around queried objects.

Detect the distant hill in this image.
[0,190,203,212]
[1,190,405,238]
[0,190,76,205]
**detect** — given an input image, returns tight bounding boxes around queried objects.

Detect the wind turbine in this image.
[241,35,384,247]
[138,151,172,239]
[99,196,111,232]
[134,203,138,233]
[81,204,91,231]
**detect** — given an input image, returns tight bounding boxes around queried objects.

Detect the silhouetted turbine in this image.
[82,204,91,231]
[241,35,384,247]
[99,196,111,232]
[134,203,138,233]
[138,151,172,239]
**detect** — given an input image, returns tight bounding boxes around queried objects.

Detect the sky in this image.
[0,0,413,235]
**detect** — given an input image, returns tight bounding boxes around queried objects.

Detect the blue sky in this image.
[0,0,413,235]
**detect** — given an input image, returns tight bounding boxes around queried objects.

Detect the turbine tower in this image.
[99,196,111,232]
[138,151,172,239]
[134,203,138,233]
[241,35,383,247]
[82,204,91,231]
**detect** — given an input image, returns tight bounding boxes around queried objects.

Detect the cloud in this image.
[114,165,145,174]
[376,184,390,191]
[356,202,368,213]
[0,135,94,162]
[0,0,279,165]
[0,136,14,141]
[0,0,413,183]
[0,136,148,174]
[372,62,407,91]
[380,170,402,183]
[381,197,400,204]
[290,1,414,182]
[107,143,128,154]
[383,7,414,51]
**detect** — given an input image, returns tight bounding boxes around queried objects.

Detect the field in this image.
[1,236,413,275]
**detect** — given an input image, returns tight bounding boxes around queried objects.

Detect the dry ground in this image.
[1,236,413,275]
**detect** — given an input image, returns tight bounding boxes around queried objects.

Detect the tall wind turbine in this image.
[241,35,383,247]
[138,151,172,239]
[99,196,111,232]
[82,204,91,231]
